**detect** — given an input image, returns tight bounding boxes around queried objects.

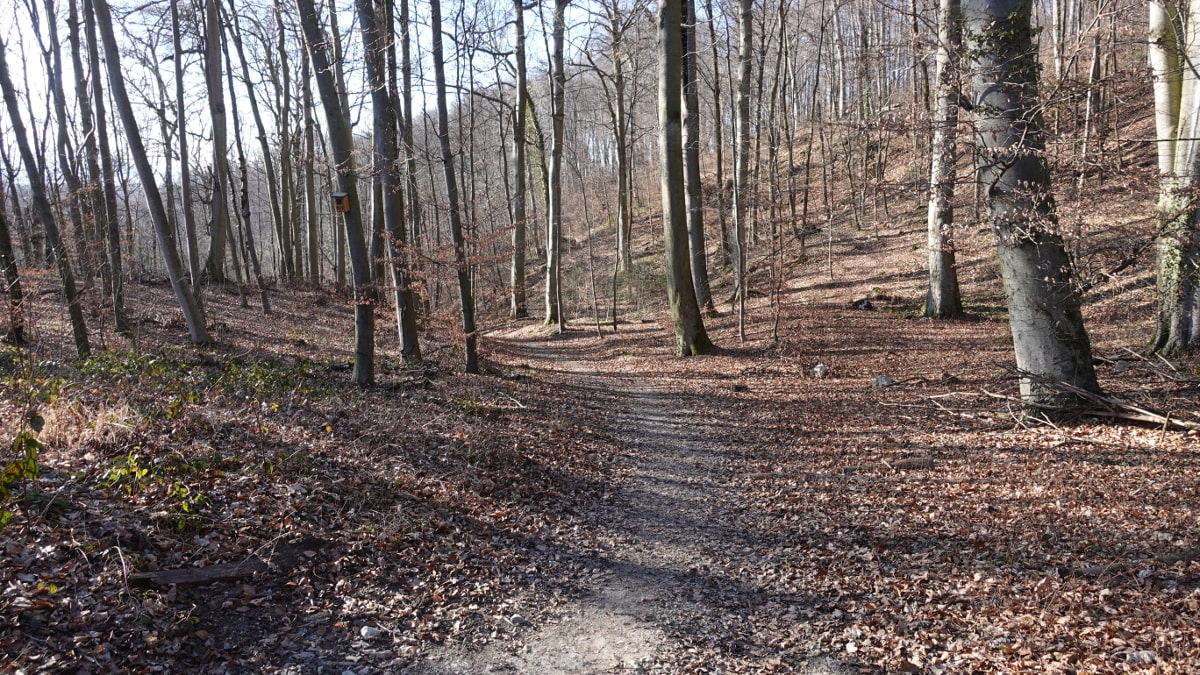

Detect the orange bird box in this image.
[331,192,351,213]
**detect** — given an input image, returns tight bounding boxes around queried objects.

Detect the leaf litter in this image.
[0,271,1197,673]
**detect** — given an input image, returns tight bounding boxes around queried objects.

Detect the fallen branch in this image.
[128,537,328,589]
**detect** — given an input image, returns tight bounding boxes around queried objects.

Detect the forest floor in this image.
[1,271,1198,673]
[3,157,1200,672]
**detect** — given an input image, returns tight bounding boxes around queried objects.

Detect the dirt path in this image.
[405,356,854,674]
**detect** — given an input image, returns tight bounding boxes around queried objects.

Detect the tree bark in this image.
[295,0,374,384]
[704,0,730,268]
[220,9,271,315]
[924,0,963,318]
[0,190,25,345]
[1149,0,1200,355]
[659,0,712,356]
[544,0,569,330]
[93,0,208,344]
[429,0,478,372]
[964,0,1099,409]
[732,0,752,340]
[172,0,204,298]
[227,4,285,289]
[0,35,90,357]
[360,0,420,362]
[682,0,713,314]
[203,0,230,284]
[82,0,127,331]
[510,0,529,318]
[42,0,96,287]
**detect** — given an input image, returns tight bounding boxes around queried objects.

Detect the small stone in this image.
[812,363,830,378]
[359,626,381,639]
[509,614,530,627]
[1126,650,1156,664]
[872,375,896,388]
[1114,360,1133,372]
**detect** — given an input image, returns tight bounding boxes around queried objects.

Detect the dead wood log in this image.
[127,537,328,589]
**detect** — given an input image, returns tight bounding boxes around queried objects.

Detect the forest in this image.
[1,0,1199,670]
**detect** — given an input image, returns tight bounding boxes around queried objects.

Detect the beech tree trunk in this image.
[732,0,752,340]
[659,0,712,356]
[173,0,203,297]
[429,0,478,372]
[203,0,230,284]
[295,0,375,384]
[924,0,963,318]
[359,0,420,362]
[544,0,569,330]
[964,0,1099,409]
[510,0,529,318]
[682,0,713,314]
[1148,0,1200,355]
[219,10,270,314]
[228,5,285,290]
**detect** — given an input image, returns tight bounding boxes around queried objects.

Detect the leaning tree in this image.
[963,0,1099,408]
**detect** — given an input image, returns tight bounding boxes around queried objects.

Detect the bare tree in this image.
[732,0,752,340]
[295,0,375,383]
[659,0,712,355]
[359,0,420,361]
[203,0,231,283]
[510,0,530,318]
[0,33,90,356]
[429,0,479,372]
[82,0,127,330]
[92,0,209,344]
[682,0,713,313]
[0,184,25,344]
[924,0,963,318]
[544,0,570,331]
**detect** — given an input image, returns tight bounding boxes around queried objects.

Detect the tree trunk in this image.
[659,0,712,356]
[172,0,203,298]
[924,0,963,318]
[732,0,753,340]
[42,0,96,287]
[203,0,230,284]
[429,0,478,372]
[682,0,713,313]
[70,0,128,334]
[544,0,569,330]
[1149,0,1200,355]
[82,0,127,330]
[302,55,320,284]
[964,0,1099,409]
[227,4,285,288]
[93,0,209,344]
[220,9,271,314]
[360,0,420,362]
[275,4,296,280]
[705,0,730,268]
[399,0,422,309]
[0,35,90,357]
[0,191,25,345]
[295,0,374,384]
[510,0,529,318]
